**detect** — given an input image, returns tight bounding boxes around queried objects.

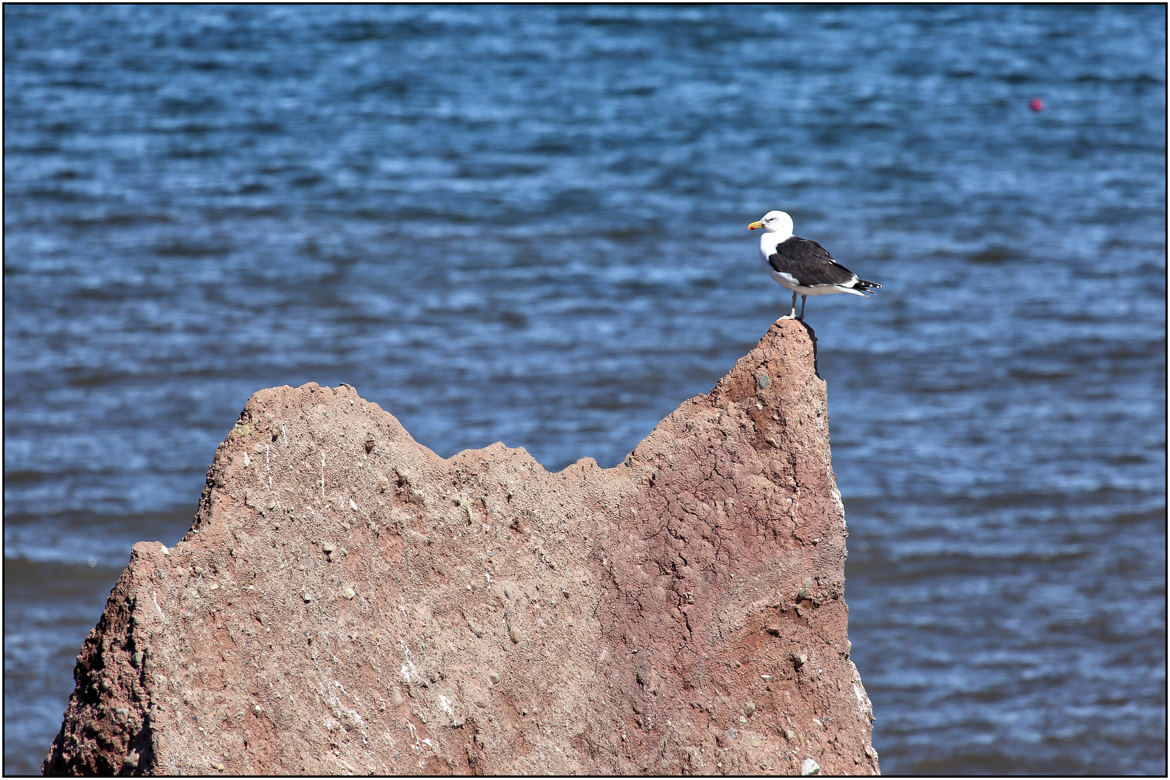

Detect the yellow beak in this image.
[747,221,764,230]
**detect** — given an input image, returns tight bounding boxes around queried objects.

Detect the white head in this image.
[747,210,794,239]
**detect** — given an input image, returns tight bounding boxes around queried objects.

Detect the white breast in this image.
[759,232,799,290]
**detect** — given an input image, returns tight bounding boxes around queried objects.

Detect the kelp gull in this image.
[748,210,881,320]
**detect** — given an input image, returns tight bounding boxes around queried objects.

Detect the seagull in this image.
[748,210,881,321]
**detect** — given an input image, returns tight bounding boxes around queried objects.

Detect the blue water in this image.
[4,5,1165,775]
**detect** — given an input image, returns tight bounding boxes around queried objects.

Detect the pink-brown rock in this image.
[44,319,878,775]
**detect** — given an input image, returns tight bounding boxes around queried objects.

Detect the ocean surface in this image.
[4,5,1165,775]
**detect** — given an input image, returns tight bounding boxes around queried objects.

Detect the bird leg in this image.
[798,294,807,320]
[784,290,798,319]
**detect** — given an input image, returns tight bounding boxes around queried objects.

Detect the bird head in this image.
[747,211,794,236]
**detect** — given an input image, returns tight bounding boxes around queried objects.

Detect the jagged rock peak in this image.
[44,319,878,776]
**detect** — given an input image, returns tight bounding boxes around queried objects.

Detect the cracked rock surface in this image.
[43,319,878,775]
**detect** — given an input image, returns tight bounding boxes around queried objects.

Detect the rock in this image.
[42,319,878,776]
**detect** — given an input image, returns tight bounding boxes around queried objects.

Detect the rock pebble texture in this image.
[44,319,879,776]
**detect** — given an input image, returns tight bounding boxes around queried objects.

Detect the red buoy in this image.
[1029,98,1044,112]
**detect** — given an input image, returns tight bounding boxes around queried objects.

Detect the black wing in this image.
[768,236,858,287]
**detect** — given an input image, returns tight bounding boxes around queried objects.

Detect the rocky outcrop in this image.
[44,319,878,776]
